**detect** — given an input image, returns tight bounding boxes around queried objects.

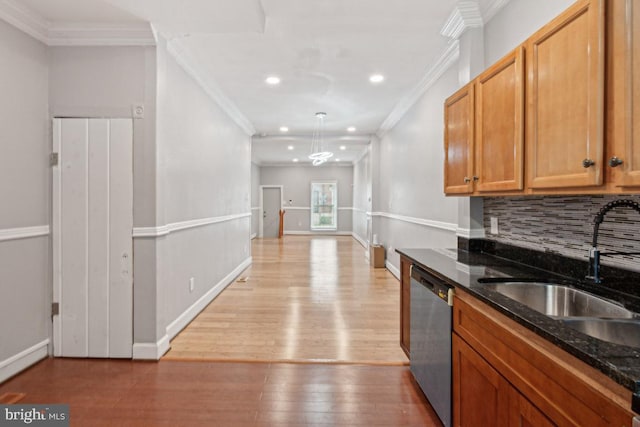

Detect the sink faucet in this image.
[587,199,640,284]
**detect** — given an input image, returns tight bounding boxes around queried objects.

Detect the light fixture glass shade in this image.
[309,112,333,166]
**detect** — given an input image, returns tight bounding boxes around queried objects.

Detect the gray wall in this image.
[0,20,50,363]
[49,44,160,345]
[260,165,354,234]
[155,36,252,334]
[251,162,260,237]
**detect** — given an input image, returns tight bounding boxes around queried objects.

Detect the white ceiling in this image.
[9,0,504,165]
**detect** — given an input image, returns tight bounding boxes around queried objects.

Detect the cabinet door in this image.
[476,47,525,192]
[444,84,475,194]
[509,388,556,427]
[526,0,605,189]
[399,257,411,357]
[608,0,640,187]
[453,334,509,427]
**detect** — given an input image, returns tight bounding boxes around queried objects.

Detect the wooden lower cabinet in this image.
[399,255,411,357]
[453,289,634,426]
[453,334,553,427]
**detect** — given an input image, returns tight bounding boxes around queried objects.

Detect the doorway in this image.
[52,118,133,358]
[260,186,282,238]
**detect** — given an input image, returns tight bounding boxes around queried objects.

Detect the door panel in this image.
[476,47,524,192]
[526,0,605,189]
[53,118,133,358]
[444,84,475,194]
[263,188,281,238]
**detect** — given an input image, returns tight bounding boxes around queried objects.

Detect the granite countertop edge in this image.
[396,247,640,413]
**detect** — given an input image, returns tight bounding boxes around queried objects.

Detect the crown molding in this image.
[0,0,155,46]
[377,40,459,138]
[47,23,155,46]
[166,39,256,136]
[440,1,484,40]
[0,0,49,43]
[481,0,513,24]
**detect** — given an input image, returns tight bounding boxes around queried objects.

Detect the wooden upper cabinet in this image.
[444,84,475,194]
[475,47,525,192]
[608,0,640,187]
[526,0,605,189]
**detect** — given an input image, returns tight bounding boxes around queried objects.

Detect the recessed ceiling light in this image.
[347,126,356,132]
[287,145,294,150]
[340,146,346,150]
[265,76,281,85]
[335,159,341,162]
[369,74,385,83]
[292,158,299,162]
[280,126,289,132]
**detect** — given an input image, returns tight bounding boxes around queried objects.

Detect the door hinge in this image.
[50,152,59,166]
[51,302,59,317]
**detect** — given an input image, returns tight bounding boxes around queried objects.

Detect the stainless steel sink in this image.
[481,282,635,319]
[560,318,640,348]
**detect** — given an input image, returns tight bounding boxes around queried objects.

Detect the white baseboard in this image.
[0,339,49,383]
[132,334,170,360]
[165,257,253,341]
[351,232,367,249]
[284,230,353,236]
[386,260,401,280]
[132,257,252,361]
[250,233,257,240]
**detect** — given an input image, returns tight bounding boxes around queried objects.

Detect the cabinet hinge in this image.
[50,153,59,166]
[51,302,59,317]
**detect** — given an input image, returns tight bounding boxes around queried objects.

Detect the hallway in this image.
[166,236,408,364]
[0,236,440,426]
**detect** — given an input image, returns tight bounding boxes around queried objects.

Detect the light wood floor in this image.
[165,236,409,364]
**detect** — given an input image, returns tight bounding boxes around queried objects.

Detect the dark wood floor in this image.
[0,358,441,426]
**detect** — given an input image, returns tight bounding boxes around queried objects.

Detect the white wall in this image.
[155,36,252,343]
[0,19,50,376]
[484,0,576,66]
[260,165,354,234]
[373,67,460,274]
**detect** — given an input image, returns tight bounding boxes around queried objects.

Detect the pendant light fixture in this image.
[309,112,333,166]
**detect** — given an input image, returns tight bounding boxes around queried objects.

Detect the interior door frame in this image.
[51,118,133,357]
[259,185,283,238]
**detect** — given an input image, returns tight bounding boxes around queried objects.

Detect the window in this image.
[310,181,337,230]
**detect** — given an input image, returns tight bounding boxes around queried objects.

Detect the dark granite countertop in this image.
[396,247,640,413]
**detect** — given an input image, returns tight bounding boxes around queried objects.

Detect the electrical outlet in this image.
[490,217,499,235]
[189,277,195,292]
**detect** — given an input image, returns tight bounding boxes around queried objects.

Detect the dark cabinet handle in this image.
[463,177,471,183]
[473,176,479,181]
[582,159,595,168]
[609,157,623,167]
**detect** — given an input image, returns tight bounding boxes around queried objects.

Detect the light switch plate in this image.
[490,217,499,235]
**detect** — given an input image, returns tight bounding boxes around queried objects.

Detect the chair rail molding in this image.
[132,213,251,238]
[0,225,50,242]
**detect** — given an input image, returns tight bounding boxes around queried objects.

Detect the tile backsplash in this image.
[483,195,640,272]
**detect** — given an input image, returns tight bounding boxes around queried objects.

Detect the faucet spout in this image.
[587,199,640,284]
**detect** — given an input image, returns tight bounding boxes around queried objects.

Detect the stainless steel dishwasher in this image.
[410,264,454,427]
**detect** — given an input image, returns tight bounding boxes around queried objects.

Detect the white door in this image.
[262,187,281,238]
[52,118,133,358]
